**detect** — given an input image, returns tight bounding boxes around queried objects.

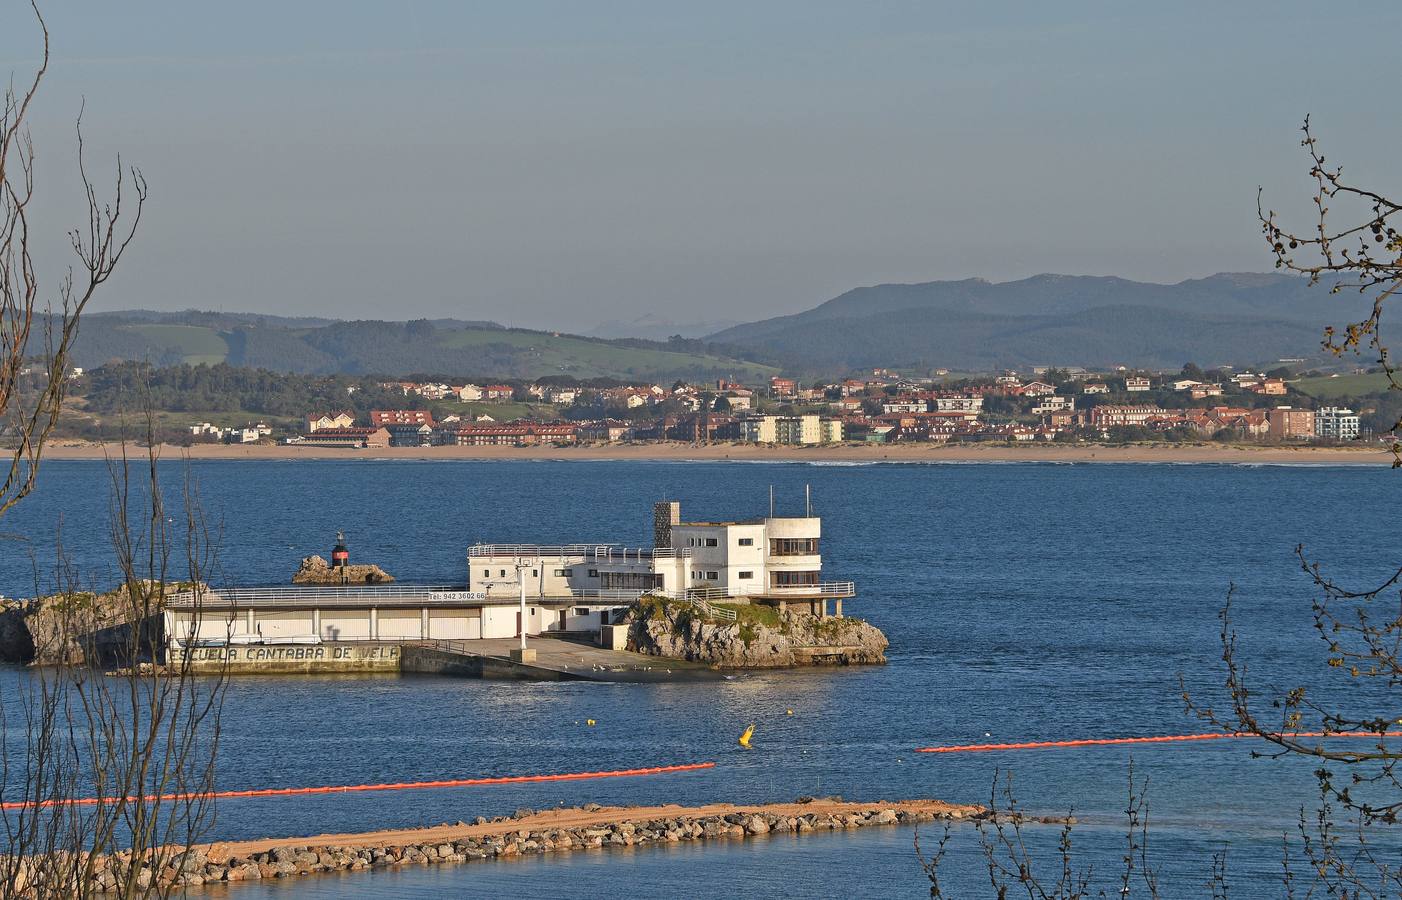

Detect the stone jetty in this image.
[74,798,985,892]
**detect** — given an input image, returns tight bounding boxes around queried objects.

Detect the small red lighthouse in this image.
[331,530,349,582]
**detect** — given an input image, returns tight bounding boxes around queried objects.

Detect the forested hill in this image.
[57,312,777,382]
[708,273,1372,372]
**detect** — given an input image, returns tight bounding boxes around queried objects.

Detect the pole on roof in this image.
[769,485,774,518]
[806,484,811,517]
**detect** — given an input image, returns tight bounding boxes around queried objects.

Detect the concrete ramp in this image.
[402,637,721,683]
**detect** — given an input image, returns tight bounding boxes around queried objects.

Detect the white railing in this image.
[166,580,857,610]
[166,584,468,608]
[762,581,856,598]
[468,544,691,560]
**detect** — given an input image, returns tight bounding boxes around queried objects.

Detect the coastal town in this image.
[167,366,1370,450]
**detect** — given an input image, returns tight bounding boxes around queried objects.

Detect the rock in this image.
[744,815,770,835]
[292,555,394,586]
[871,809,899,825]
[623,596,887,667]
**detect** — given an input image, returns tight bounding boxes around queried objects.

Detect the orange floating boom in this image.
[0,762,716,811]
[915,732,1381,754]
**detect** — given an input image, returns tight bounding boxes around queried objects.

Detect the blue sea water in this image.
[1,458,1397,897]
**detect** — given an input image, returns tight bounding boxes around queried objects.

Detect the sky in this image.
[3,1,1401,333]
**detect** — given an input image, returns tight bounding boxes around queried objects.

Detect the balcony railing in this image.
[468,544,691,560]
[761,581,856,598]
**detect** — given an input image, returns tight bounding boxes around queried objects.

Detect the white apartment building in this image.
[933,396,984,412]
[741,414,843,444]
[468,500,854,619]
[1031,395,1075,414]
[1124,376,1152,391]
[1315,406,1361,441]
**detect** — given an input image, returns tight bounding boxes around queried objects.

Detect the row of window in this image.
[690,570,755,580]
[684,537,757,547]
[482,568,600,578]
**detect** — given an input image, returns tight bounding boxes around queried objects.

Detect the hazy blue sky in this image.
[4,2,1400,332]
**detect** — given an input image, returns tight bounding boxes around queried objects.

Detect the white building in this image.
[467,501,853,618]
[1315,406,1361,441]
[933,396,983,412]
[1125,376,1152,392]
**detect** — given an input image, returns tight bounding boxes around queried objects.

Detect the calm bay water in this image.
[1,458,1395,897]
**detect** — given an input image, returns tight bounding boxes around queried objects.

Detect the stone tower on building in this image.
[653,501,680,549]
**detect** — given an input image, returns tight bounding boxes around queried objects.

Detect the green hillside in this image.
[432,328,776,380]
[1293,372,1395,399]
[64,313,777,382]
[122,324,230,365]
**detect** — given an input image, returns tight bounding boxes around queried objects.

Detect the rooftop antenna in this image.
[769,485,774,518]
[805,484,811,517]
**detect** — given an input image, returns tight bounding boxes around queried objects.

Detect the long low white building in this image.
[165,499,855,652]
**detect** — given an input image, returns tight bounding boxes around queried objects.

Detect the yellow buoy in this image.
[738,723,755,749]
[586,719,596,726]
[786,709,793,716]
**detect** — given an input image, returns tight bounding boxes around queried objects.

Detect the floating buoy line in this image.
[914,731,1384,754]
[0,762,716,811]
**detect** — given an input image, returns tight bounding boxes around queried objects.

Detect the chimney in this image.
[653,501,680,548]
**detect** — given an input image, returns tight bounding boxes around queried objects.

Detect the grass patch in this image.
[121,324,230,365]
[713,602,783,630]
[1293,372,1393,399]
[434,327,778,381]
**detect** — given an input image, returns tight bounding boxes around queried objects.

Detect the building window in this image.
[588,569,599,578]
[706,571,719,580]
[483,569,489,577]
[771,570,821,587]
[770,538,819,556]
[738,571,754,579]
[554,568,573,577]
[500,569,506,577]
[738,538,754,546]
[574,607,590,616]
[532,569,538,577]
[705,538,718,547]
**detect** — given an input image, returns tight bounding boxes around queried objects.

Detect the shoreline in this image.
[38,440,1395,466]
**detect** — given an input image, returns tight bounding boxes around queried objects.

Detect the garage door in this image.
[254,610,315,640]
[428,608,481,640]
[377,609,422,640]
[321,610,370,641]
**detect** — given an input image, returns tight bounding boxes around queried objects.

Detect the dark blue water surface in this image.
[1,459,1396,897]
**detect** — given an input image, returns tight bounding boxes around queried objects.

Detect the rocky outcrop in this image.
[624,596,887,667]
[0,586,162,667]
[292,556,394,585]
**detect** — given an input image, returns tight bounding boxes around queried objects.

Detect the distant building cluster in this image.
[188,365,1372,449]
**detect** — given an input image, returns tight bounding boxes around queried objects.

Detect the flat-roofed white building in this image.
[165,500,855,658]
[1315,406,1361,441]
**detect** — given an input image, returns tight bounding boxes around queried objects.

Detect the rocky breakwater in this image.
[292,555,394,585]
[69,798,984,893]
[625,595,887,667]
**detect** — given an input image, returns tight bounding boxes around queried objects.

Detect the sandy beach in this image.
[39,440,1395,465]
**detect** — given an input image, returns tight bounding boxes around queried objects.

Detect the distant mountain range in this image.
[63,273,1367,379]
[707,273,1368,373]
